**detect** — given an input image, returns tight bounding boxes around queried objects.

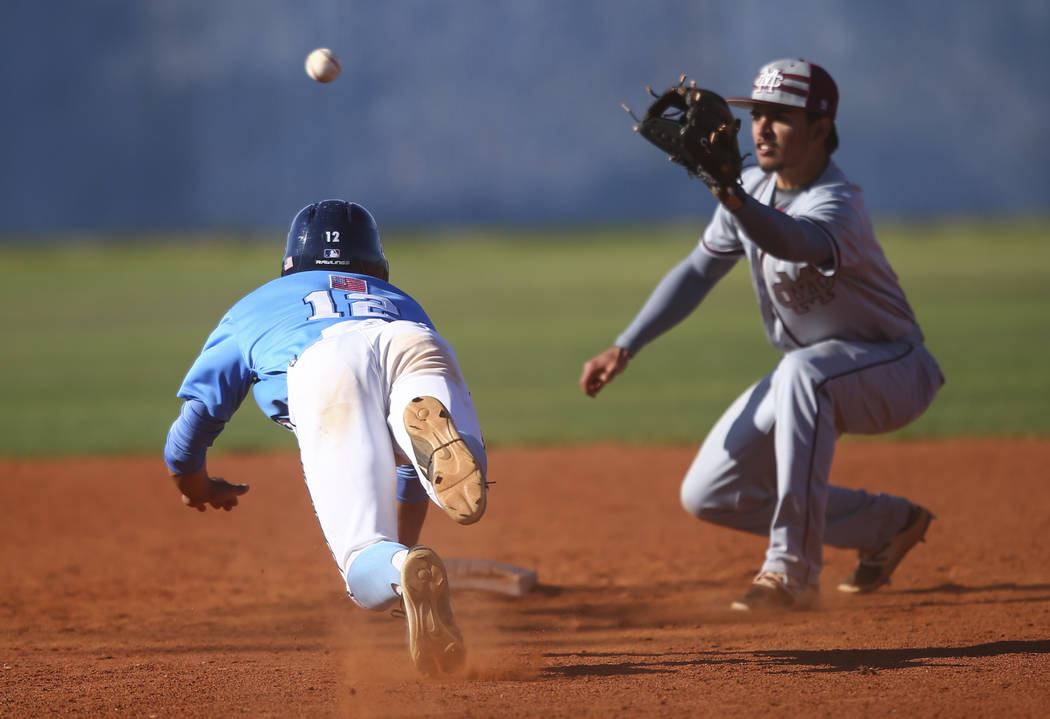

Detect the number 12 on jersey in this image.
[303,290,401,321]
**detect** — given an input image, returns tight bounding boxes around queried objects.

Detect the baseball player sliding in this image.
[581,59,945,610]
[164,200,488,675]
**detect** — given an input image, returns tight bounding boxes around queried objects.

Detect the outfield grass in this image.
[1,217,1047,456]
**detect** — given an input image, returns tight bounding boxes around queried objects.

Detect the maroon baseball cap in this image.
[726,58,838,120]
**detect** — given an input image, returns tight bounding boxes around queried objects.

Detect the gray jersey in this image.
[701,162,921,352]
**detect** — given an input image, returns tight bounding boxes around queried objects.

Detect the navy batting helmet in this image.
[281,200,389,281]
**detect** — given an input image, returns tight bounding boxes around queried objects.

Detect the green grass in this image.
[1,216,1047,456]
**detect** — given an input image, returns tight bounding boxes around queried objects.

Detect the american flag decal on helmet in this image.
[330,275,367,292]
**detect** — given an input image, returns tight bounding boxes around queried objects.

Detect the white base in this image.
[443,558,538,597]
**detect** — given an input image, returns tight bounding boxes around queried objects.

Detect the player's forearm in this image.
[615,249,735,354]
[164,399,227,475]
[729,193,834,265]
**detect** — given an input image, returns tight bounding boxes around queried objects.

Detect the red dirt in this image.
[3,439,1049,717]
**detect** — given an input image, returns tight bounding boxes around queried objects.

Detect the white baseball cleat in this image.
[404,396,487,525]
[400,546,465,677]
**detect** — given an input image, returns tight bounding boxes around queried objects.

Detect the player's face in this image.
[750,108,823,176]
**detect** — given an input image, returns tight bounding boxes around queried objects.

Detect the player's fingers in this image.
[211,490,246,510]
[579,362,599,394]
[215,479,250,495]
[584,372,607,397]
[582,371,606,396]
[598,361,623,386]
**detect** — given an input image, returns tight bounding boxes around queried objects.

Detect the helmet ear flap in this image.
[282,202,317,276]
[358,261,389,283]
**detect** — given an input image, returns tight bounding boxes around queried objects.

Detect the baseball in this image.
[305,48,341,83]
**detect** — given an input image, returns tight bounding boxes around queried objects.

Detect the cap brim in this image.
[726,97,835,120]
[725,97,795,110]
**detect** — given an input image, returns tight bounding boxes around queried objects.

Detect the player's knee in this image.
[680,479,722,521]
[681,495,708,520]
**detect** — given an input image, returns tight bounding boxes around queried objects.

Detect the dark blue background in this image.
[2,1,1046,234]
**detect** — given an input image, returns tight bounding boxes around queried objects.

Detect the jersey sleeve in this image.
[176,315,255,422]
[614,244,737,355]
[164,398,226,474]
[793,185,869,275]
[699,203,746,258]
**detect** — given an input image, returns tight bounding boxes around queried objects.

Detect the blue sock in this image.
[345,541,408,610]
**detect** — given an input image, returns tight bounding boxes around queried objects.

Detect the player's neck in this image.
[776,155,829,191]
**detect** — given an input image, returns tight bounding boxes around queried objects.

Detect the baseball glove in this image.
[626,75,743,195]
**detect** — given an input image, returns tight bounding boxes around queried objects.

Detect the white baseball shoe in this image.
[400,546,465,677]
[404,396,487,525]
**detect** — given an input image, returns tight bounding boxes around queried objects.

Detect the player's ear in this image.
[809,115,831,146]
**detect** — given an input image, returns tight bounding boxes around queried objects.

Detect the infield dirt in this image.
[2,439,1049,717]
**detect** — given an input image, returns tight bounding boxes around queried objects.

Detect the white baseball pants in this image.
[286,319,485,588]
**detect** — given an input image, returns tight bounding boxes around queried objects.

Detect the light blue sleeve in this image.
[164,399,226,474]
[176,315,255,422]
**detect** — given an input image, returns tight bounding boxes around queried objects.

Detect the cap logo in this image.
[751,63,811,107]
[755,68,784,92]
[730,59,836,120]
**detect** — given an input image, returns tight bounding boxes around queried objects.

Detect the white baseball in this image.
[305,48,341,83]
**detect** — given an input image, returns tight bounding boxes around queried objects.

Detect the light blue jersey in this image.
[177,271,433,424]
[163,201,488,665]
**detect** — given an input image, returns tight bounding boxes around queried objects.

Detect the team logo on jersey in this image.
[323,248,341,259]
[330,275,367,292]
[771,266,835,314]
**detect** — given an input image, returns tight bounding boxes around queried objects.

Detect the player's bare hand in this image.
[171,468,250,512]
[580,346,631,397]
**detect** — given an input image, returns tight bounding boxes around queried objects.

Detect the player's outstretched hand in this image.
[580,346,631,397]
[171,467,250,512]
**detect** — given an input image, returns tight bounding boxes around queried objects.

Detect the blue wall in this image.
[2,1,1047,233]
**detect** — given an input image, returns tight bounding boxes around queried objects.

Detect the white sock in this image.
[390,549,409,596]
